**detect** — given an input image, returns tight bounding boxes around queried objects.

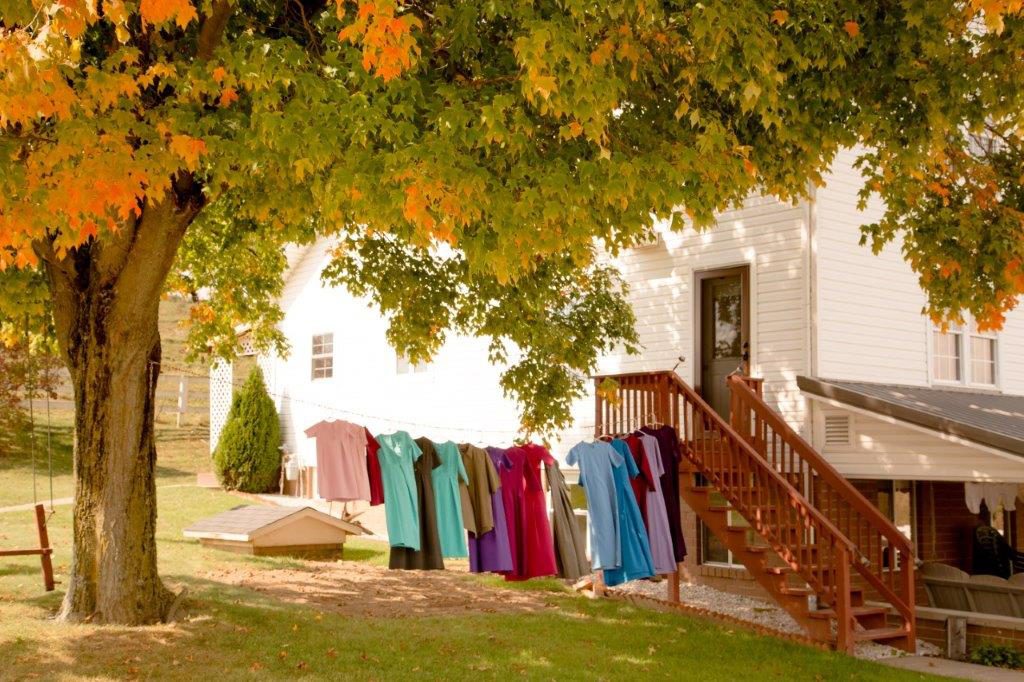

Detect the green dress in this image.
[375,431,423,551]
[389,437,445,570]
[432,441,470,558]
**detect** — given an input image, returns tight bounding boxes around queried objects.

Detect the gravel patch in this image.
[613,579,941,661]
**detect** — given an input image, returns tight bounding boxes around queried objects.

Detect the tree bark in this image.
[38,191,199,625]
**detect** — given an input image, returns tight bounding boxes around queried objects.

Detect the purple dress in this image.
[468,448,514,573]
[639,434,677,574]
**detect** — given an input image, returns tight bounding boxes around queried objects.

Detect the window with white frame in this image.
[395,352,429,375]
[311,333,334,380]
[931,317,997,387]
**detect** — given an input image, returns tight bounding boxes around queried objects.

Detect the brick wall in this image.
[916,481,980,570]
[914,610,1024,657]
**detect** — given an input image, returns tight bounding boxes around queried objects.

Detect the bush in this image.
[969,643,1024,670]
[213,367,281,492]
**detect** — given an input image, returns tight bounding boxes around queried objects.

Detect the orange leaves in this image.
[771,9,789,25]
[169,135,208,171]
[338,1,421,81]
[590,39,615,66]
[218,88,239,107]
[398,169,484,245]
[139,0,198,29]
[967,0,1024,33]
[843,20,860,38]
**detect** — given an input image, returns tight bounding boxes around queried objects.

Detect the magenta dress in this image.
[505,444,557,581]
[468,448,514,573]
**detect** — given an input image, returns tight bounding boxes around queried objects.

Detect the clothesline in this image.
[153,360,600,438]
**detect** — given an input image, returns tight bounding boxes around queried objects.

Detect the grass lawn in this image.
[0,410,209,510]
[0,480,941,681]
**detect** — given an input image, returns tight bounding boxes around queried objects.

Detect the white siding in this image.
[814,148,931,385]
[813,403,1024,482]
[266,239,528,467]
[567,194,812,436]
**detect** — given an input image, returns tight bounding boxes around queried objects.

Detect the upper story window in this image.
[311,333,334,380]
[396,352,428,375]
[931,316,996,387]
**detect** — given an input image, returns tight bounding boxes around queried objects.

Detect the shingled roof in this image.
[183,505,365,541]
[797,376,1024,458]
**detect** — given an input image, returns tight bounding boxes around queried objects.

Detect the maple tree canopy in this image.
[1,0,1023,432]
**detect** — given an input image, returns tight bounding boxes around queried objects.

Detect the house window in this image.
[697,479,748,568]
[311,333,333,380]
[396,353,428,375]
[932,316,997,387]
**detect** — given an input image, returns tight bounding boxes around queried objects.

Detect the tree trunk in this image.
[38,192,200,625]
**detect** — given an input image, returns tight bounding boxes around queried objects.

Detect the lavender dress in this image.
[639,434,677,574]
[468,448,514,573]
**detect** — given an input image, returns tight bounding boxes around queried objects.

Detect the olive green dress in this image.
[389,437,445,570]
[545,460,589,581]
[458,444,500,536]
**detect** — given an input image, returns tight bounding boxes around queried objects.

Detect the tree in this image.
[213,367,281,493]
[1,0,1022,625]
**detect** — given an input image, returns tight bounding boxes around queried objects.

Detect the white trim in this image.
[803,392,1024,465]
[250,507,365,539]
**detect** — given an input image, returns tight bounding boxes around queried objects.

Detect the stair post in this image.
[835,546,853,654]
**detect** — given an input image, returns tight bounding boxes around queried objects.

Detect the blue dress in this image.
[566,441,621,571]
[603,439,655,586]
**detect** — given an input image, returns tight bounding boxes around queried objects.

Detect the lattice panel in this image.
[208,360,233,454]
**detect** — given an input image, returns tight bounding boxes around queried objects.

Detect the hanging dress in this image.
[642,425,688,562]
[546,459,589,581]
[508,443,557,581]
[304,419,371,502]
[499,446,528,578]
[623,434,654,528]
[432,441,469,558]
[638,433,678,575]
[365,427,385,506]
[469,448,514,573]
[603,439,655,586]
[374,431,423,551]
[459,444,497,536]
[566,441,621,572]
[388,437,445,570]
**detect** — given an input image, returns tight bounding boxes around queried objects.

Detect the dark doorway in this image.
[696,267,750,420]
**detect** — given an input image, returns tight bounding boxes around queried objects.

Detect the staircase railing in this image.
[595,371,858,652]
[728,375,916,642]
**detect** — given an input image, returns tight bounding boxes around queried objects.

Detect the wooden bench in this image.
[921,562,1024,618]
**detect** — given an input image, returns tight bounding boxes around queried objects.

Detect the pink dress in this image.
[304,420,371,501]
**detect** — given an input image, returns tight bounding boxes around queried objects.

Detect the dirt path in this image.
[206,561,553,619]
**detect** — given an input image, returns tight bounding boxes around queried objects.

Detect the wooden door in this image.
[697,267,749,420]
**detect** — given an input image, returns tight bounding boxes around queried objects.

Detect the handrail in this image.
[596,371,858,632]
[728,375,916,635]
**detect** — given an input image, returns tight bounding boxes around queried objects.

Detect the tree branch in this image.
[197,0,233,61]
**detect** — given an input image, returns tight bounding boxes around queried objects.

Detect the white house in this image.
[209,148,1024,649]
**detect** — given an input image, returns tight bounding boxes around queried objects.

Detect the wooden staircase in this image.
[593,371,916,653]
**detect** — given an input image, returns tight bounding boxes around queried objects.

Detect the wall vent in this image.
[824,414,852,446]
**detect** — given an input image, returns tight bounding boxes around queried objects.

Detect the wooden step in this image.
[764,565,829,576]
[854,626,908,643]
[807,605,888,621]
[778,586,812,597]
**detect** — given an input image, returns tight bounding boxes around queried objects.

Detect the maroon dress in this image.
[624,434,655,529]
[365,428,385,506]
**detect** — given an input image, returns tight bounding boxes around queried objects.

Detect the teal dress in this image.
[432,441,470,558]
[604,439,655,586]
[375,431,422,550]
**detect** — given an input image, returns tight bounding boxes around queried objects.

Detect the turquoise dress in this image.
[604,439,655,586]
[432,441,470,558]
[375,431,422,550]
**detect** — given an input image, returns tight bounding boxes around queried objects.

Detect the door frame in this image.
[693,265,751,400]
